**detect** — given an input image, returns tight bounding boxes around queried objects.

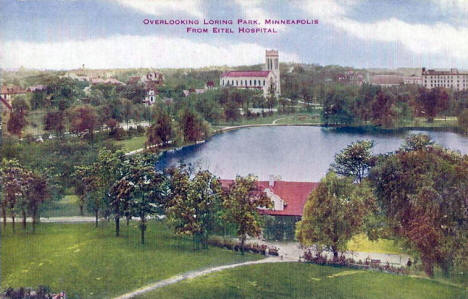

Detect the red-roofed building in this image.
[220,177,318,217]
[219,50,281,97]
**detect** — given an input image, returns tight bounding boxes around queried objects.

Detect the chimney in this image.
[269,175,275,187]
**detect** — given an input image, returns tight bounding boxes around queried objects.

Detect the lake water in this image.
[157,126,468,182]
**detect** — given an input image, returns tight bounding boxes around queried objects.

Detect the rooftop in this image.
[220,179,318,217]
[221,71,270,78]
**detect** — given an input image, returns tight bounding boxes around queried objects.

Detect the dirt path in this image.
[113,257,287,299]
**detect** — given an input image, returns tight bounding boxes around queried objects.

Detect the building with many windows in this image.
[421,67,468,91]
[220,50,281,97]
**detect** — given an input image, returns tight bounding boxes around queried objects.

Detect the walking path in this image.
[113,257,286,299]
[2,216,96,223]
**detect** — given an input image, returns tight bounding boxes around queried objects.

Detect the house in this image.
[1,86,26,102]
[370,74,404,87]
[221,177,318,217]
[220,50,281,97]
[128,71,165,105]
[220,177,318,240]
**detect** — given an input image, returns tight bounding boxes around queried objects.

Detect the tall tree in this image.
[370,136,468,276]
[178,108,209,143]
[7,98,29,138]
[296,172,370,258]
[44,111,65,137]
[330,140,375,183]
[146,107,173,147]
[223,175,271,254]
[69,105,98,139]
[0,159,29,232]
[27,173,49,233]
[167,168,222,249]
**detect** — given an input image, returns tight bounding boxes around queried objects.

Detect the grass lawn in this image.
[114,135,146,152]
[138,262,466,299]
[347,233,406,255]
[1,222,260,298]
[41,195,90,217]
[213,112,321,128]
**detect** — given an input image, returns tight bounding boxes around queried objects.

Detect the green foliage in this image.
[167,168,222,249]
[146,105,174,147]
[457,108,468,133]
[222,175,272,254]
[296,172,371,257]
[331,140,374,183]
[370,136,468,276]
[416,88,450,122]
[177,108,210,143]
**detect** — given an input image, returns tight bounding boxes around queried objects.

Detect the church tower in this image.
[265,49,280,96]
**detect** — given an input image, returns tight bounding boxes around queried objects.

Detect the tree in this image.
[178,108,210,143]
[417,88,449,122]
[224,100,241,123]
[146,108,173,147]
[7,98,29,138]
[69,105,98,139]
[370,136,468,276]
[371,91,396,127]
[296,172,369,258]
[330,140,374,183]
[44,111,65,137]
[75,149,124,227]
[167,168,222,249]
[223,175,271,254]
[458,108,468,133]
[27,173,48,233]
[125,161,167,244]
[0,159,29,232]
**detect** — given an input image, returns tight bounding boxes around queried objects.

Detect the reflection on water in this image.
[157,126,468,182]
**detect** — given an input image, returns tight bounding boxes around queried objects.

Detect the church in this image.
[220,50,281,97]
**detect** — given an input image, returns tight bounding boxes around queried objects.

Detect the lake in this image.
[157,126,468,182]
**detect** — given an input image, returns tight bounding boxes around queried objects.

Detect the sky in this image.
[0,0,468,70]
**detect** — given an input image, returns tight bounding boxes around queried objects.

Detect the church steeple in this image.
[265,49,280,95]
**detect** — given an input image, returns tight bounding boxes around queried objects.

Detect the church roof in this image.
[220,179,318,217]
[221,71,270,78]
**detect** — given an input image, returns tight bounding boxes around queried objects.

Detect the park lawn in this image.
[347,233,406,255]
[1,222,260,299]
[138,262,466,299]
[115,135,146,152]
[273,113,322,125]
[40,195,90,217]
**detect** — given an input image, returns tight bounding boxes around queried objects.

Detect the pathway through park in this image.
[113,257,287,299]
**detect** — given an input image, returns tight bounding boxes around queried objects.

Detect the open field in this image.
[347,233,405,255]
[114,135,146,152]
[1,222,259,298]
[137,262,466,299]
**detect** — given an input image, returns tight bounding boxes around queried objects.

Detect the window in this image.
[263,80,265,86]
[254,80,257,85]
[250,80,252,85]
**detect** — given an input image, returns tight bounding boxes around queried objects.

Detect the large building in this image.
[421,67,468,91]
[220,50,281,97]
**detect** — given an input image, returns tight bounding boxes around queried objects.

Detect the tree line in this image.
[296,135,467,277]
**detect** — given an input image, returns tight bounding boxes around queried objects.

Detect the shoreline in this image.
[131,123,465,157]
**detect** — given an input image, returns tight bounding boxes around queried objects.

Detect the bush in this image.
[2,286,65,299]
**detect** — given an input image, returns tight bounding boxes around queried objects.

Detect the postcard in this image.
[0,1,467,298]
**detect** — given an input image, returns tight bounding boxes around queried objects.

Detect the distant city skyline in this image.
[1,0,468,70]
